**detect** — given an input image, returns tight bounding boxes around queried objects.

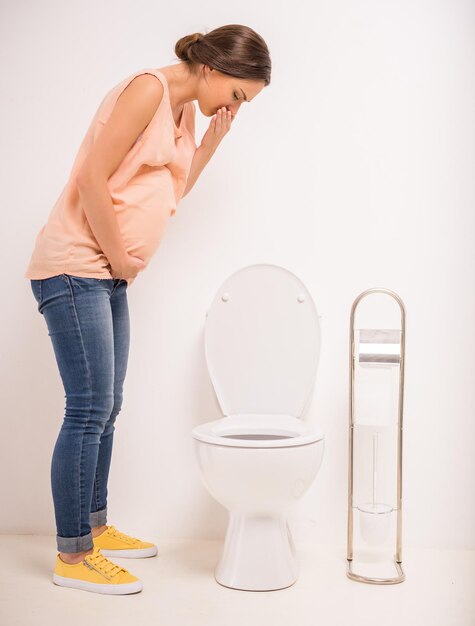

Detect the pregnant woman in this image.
[25,24,271,595]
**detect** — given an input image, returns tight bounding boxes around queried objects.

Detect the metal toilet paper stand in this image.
[346,287,406,584]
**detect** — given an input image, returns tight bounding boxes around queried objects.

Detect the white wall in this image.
[2,0,474,550]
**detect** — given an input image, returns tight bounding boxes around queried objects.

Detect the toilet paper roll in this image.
[357,329,401,366]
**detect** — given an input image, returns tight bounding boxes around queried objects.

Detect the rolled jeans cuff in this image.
[89,507,108,527]
[56,507,108,553]
[56,532,94,553]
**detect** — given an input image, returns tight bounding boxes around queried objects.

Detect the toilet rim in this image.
[191,414,325,449]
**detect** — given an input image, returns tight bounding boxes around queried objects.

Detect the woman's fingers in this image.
[215,107,232,135]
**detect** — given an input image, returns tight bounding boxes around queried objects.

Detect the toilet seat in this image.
[191,414,324,448]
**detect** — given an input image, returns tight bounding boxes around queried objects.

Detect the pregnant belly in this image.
[112,171,176,265]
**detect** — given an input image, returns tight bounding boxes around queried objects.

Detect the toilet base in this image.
[214,512,299,591]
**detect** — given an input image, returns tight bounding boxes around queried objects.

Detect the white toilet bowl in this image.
[191,264,324,591]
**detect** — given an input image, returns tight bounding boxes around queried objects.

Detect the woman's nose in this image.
[228,102,242,117]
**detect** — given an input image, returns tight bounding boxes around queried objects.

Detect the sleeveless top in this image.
[24,68,197,287]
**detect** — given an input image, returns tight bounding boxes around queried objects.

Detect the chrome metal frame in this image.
[346,288,406,584]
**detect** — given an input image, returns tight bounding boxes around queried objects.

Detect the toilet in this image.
[191,264,325,591]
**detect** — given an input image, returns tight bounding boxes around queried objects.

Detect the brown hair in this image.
[174,24,271,86]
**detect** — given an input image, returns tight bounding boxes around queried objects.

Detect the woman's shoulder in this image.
[120,71,166,99]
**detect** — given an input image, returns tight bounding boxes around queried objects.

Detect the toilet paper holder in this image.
[346,288,406,584]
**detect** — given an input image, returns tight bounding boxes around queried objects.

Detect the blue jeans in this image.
[30,274,130,553]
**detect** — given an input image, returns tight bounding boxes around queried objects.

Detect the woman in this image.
[25,24,271,595]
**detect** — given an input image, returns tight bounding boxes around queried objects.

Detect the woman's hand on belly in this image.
[110,250,146,280]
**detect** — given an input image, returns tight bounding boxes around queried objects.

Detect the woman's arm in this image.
[181,145,214,198]
[182,107,234,198]
[77,74,164,267]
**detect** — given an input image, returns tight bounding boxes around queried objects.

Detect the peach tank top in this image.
[24,68,197,287]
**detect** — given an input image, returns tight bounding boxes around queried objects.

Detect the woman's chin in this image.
[196,103,213,117]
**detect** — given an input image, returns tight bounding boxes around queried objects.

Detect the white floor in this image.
[1,535,474,626]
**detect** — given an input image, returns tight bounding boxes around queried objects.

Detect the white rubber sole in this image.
[98,546,158,558]
[53,573,143,594]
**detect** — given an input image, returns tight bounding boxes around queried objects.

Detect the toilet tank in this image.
[204,263,321,419]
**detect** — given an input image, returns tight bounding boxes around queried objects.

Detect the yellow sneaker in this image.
[92,524,158,558]
[53,546,143,594]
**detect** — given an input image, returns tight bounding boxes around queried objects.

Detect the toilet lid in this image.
[204,264,321,418]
